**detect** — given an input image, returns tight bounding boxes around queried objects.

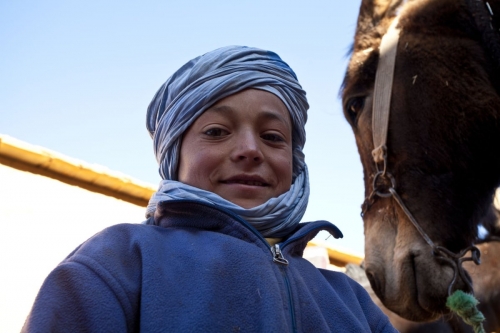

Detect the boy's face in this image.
[178,89,293,209]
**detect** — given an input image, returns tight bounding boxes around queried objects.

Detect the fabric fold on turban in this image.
[145,45,310,238]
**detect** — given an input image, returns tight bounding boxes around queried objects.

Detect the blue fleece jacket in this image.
[22,200,397,332]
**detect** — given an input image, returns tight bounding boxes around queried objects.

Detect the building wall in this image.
[0,164,147,333]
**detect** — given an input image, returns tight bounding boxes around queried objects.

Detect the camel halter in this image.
[363,15,481,297]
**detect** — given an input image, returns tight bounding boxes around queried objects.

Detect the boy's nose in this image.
[232,132,264,163]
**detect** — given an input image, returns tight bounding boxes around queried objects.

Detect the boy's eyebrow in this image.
[206,105,234,115]
[208,105,291,128]
[259,111,291,129]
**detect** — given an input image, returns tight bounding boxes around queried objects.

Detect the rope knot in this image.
[446,290,485,333]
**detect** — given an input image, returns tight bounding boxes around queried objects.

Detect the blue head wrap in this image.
[145,45,310,238]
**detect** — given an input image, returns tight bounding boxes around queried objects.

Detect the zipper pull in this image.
[272,244,289,265]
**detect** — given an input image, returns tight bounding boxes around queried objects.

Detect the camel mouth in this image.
[370,250,451,322]
[401,252,455,321]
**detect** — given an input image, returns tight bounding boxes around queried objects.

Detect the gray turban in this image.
[146,45,308,180]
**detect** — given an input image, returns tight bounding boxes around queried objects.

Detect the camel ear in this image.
[355,0,404,35]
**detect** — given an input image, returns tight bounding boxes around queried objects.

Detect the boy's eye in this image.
[262,133,284,142]
[204,128,228,137]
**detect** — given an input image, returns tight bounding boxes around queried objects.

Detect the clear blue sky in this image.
[1,1,366,253]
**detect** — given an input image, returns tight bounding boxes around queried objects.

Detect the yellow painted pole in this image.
[0,134,156,206]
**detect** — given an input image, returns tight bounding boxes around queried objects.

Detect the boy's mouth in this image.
[222,176,270,187]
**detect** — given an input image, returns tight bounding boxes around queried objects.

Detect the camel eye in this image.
[344,96,366,125]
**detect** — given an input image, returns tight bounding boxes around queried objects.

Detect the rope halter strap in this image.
[372,16,400,165]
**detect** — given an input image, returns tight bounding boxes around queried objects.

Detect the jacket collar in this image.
[152,199,343,256]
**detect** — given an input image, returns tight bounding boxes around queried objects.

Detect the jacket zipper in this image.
[269,225,339,333]
[271,244,289,265]
[280,265,297,333]
[272,244,297,332]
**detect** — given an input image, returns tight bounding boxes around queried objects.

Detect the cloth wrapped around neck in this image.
[145,45,310,238]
